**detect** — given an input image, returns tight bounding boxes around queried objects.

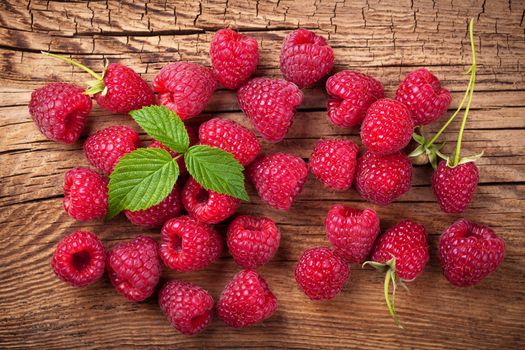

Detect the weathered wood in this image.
[0,0,524,349]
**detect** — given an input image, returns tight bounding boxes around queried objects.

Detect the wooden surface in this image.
[1,0,524,349]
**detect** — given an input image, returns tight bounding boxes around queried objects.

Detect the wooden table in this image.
[1,1,524,349]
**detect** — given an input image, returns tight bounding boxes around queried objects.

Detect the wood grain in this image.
[0,0,524,349]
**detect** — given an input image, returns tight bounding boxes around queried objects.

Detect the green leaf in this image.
[106,148,179,219]
[458,151,484,165]
[408,145,425,158]
[428,149,438,169]
[130,105,189,153]
[412,132,426,145]
[184,145,249,201]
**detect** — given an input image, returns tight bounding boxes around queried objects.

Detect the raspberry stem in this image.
[451,18,476,167]
[42,52,103,80]
[426,19,476,149]
[384,269,402,328]
[363,258,403,328]
[426,70,474,147]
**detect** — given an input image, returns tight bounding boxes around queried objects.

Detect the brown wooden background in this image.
[1,0,524,349]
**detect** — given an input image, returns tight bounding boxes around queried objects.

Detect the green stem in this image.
[426,71,474,147]
[42,51,103,80]
[452,19,477,166]
[384,269,401,327]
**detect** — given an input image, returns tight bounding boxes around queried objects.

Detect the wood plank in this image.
[0,0,524,89]
[1,100,523,207]
[1,185,523,260]
[0,251,523,349]
[0,0,524,348]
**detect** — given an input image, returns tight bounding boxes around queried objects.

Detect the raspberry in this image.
[63,167,108,221]
[93,63,155,114]
[198,117,261,166]
[28,83,92,144]
[324,204,380,263]
[326,71,384,128]
[149,124,197,175]
[124,186,181,228]
[227,215,281,269]
[361,99,414,155]
[366,220,429,325]
[159,281,214,335]
[152,62,217,120]
[84,126,140,176]
[51,230,105,287]
[210,29,259,89]
[294,247,350,300]
[396,68,452,126]
[237,77,303,142]
[181,177,240,224]
[432,161,479,213]
[280,28,334,88]
[370,220,429,281]
[309,139,358,191]
[106,235,162,302]
[247,153,308,210]
[439,219,505,287]
[159,216,223,272]
[355,151,412,205]
[217,270,277,328]
[42,53,155,114]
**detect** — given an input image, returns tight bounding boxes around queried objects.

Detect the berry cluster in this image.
[32,22,505,333]
[293,20,505,327]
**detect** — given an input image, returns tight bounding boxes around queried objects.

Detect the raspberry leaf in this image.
[130,105,189,153]
[107,148,180,219]
[185,145,249,201]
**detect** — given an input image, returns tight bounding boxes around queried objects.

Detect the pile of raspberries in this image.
[29,28,505,334]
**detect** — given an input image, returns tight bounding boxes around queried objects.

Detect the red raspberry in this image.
[309,139,358,191]
[43,53,155,114]
[84,126,140,175]
[432,161,479,213]
[63,167,108,221]
[51,230,105,287]
[366,220,429,325]
[217,270,277,328]
[159,216,223,272]
[124,186,181,228]
[439,219,505,287]
[199,117,261,166]
[326,71,384,128]
[159,281,214,335]
[106,236,162,302]
[182,177,240,224]
[28,83,92,144]
[361,99,414,155]
[355,151,412,205]
[324,205,380,263]
[149,124,197,175]
[294,247,350,300]
[237,78,303,142]
[227,215,281,269]
[210,29,259,89]
[396,68,452,125]
[247,153,308,210]
[152,62,217,120]
[94,63,155,114]
[371,220,429,281]
[280,28,334,88]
